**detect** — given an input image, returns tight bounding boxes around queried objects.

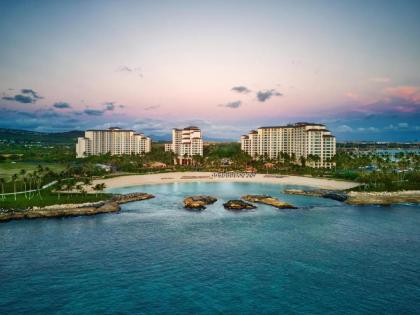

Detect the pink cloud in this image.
[383,86,420,102]
[369,77,391,83]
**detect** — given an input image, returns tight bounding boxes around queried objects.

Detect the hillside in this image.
[0,128,84,145]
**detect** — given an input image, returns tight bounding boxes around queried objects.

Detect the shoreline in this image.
[90,172,360,192]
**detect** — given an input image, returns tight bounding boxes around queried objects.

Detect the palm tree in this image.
[35,174,43,199]
[0,178,5,200]
[56,179,62,200]
[299,156,306,168]
[93,183,106,197]
[83,177,92,187]
[19,169,27,198]
[11,174,18,201]
[76,184,84,195]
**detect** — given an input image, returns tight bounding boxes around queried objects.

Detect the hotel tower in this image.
[240,122,336,168]
[76,127,151,158]
[165,126,203,164]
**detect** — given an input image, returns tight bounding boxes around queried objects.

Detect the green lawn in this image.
[0,191,111,209]
[0,161,65,180]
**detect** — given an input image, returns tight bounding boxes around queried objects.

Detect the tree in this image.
[83,177,92,187]
[11,174,18,201]
[65,179,76,199]
[0,178,5,200]
[93,183,106,197]
[56,179,62,200]
[19,169,27,198]
[299,156,306,168]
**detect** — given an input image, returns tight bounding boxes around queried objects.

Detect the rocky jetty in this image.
[223,200,256,211]
[242,195,297,209]
[183,195,217,210]
[0,192,155,222]
[111,192,155,204]
[346,191,420,205]
[284,189,348,202]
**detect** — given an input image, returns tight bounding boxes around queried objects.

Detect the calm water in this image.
[1,182,420,314]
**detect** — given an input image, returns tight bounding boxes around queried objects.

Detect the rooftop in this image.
[259,122,325,129]
[86,127,135,132]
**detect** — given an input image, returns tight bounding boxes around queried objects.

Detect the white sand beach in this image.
[90,172,359,191]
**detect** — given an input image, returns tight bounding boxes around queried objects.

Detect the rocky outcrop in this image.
[346,190,420,205]
[111,192,155,204]
[322,191,348,202]
[284,189,324,197]
[242,195,297,209]
[223,200,256,211]
[284,189,348,202]
[183,195,217,210]
[0,192,155,222]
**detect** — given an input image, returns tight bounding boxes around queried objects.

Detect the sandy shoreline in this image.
[90,172,359,191]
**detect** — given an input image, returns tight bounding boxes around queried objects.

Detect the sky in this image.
[0,0,419,141]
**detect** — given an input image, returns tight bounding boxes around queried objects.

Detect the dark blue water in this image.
[1,182,420,314]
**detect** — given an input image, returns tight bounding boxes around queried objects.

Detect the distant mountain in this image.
[0,128,84,145]
[0,128,237,145]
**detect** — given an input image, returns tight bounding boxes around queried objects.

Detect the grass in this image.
[0,161,65,180]
[0,190,111,209]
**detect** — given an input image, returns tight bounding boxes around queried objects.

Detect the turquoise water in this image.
[1,182,420,314]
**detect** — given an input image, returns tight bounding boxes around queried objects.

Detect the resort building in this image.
[240,122,336,168]
[165,126,203,164]
[76,127,151,158]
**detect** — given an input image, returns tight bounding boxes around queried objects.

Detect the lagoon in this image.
[1,182,420,314]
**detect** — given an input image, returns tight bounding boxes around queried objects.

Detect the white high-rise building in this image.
[240,122,336,168]
[165,126,203,164]
[76,127,151,158]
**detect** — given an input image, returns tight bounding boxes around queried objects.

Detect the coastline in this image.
[89,172,360,191]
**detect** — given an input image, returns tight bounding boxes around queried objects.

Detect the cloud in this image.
[219,100,242,109]
[336,125,353,133]
[356,127,379,133]
[21,89,42,99]
[256,89,282,102]
[144,105,160,110]
[385,122,409,130]
[84,109,104,116]
[53,102,71,109]
[116,65,143,78]
[369,77,391,83]
[383,86,420,103]
[3,94,34,104]
[364,97,419,114]
[231,86,251,94]
[104,102,115,111]
[2,88,43,104]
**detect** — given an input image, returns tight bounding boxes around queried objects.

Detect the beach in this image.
[90,172,359,191]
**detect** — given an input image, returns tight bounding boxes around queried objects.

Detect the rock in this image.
[111,192,155,204]
[283,189,323,197]
[223,200,256,211]
[322,191,348,202]
[242,195,297,209]
[346,190,420,205]
[284,189,347,202]
[183,195,217,210]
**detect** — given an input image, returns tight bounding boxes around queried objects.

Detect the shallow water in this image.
[1,182,420,314]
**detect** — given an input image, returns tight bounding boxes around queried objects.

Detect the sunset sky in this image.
[1,0,419,141]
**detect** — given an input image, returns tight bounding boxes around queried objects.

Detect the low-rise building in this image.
[76,127,151,158]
